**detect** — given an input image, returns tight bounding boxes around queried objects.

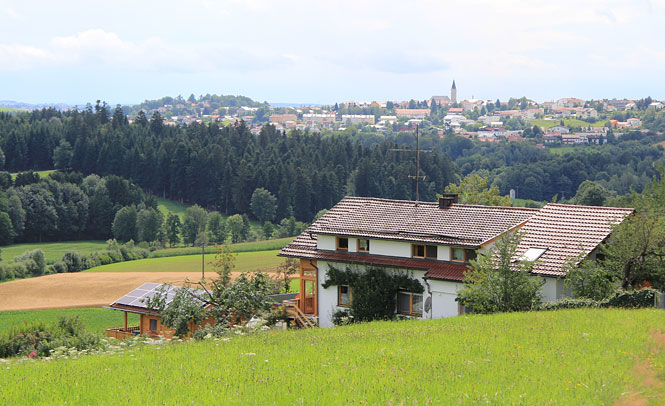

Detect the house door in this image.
[299,259,317,316]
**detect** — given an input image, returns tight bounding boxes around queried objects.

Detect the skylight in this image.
[519,247,547,262]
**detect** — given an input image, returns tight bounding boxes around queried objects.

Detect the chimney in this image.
[438,194,458,209]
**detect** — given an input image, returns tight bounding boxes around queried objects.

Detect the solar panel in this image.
[111,282,205,310]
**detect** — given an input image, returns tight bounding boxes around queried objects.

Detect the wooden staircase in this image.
[283,300,317,328]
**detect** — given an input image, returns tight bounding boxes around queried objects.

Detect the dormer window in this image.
[357,239,370,252]
[412,244,437,259]
[336,237,349,251]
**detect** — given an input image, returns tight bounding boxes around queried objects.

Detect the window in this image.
[338,285,352,307]
[451,248,476,262]
[397,291,423,316]
[518,247,547,262]
[357,239,370,252]
[336,237,348,251]
[412,244,437,259]
[149,318,158,332]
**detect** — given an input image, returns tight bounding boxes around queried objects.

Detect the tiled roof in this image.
[280,247,468,282]
[310,196,537,247]
[514,203,633,277]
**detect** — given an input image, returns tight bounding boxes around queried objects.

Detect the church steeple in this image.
[451,80,457,104]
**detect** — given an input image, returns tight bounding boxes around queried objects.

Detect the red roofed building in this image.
[279,196,632,327]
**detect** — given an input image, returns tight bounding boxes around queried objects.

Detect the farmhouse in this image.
[106,282,214,339]
[279,195,632,327]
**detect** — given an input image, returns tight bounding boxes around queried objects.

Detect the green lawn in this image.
[2,308,664,404]
[84,249,284,273]
[1,240,107,263]
[530,118,606,129]
[0,308,138,335]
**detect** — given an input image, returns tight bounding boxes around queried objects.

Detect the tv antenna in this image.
[390,124,430,201]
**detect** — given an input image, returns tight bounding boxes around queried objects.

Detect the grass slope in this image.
[84,249,284,273]
[1,241,107,263]
[155,196,190,220]
[0,308,138,335]
[150,238,293,258]
[1,309,664,404]
[530,118,607,129]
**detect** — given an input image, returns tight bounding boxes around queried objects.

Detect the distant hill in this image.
[0,100,72,111]
[124,93,268,117]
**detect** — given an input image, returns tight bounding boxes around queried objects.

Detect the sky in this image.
[1,0,664,106]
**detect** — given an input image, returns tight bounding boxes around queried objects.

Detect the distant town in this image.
[3,82,664,148]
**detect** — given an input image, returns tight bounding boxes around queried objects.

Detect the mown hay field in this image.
[1,240,108,263]
[1,309,665,405]
[84,249,283,273]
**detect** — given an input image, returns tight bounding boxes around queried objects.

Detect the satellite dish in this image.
[424,296,432,313]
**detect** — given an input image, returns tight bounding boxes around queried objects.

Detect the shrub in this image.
[602,288,658,308]
[50,262,67,274]
[0,316,101,358]
[332,309,354,326]
[538,298,599,311]
[14,249,46,276]
[61,251,84,273]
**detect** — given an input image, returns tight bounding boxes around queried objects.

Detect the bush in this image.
[61,251,84,273]
[14,249,46,276]
[540,288,660,311]
[538,298,599,311]
[0,316,101,358]
[50,262,67,274]
[192,324,229,340]
[0,263,14,282]
[603,288,658,308]
[332,309,354,326]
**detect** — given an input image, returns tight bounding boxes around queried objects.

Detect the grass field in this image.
[1,240,108,263]
[85,249,284,273]
[1,308,664,404]
[547,146,581,155]
[150,237,293,258]
[529,118,607,129]
[9,169,57,181]
[155,196,190,219]
[0,308,138,335]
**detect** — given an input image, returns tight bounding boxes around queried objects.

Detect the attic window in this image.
[519,247,547,262]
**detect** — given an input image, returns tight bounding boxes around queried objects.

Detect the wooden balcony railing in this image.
[106,326,140,340]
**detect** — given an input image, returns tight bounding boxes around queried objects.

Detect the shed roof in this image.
[109,282,205,313]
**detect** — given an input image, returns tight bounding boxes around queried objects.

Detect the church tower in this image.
[451,80,457,104]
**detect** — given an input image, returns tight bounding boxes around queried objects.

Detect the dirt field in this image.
[0,272,245,311]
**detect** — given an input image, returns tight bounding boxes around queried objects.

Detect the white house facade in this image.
[279,196,633,328]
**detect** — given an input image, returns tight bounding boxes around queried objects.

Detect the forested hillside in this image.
[0,108,456,224]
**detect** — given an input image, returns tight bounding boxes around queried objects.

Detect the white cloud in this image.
[0,44,54,70]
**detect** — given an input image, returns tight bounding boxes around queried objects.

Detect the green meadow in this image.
[155,196,190,220]
[1,308,664,404]
[1,241,108,263]
[0,308,138,335]
[150,237,292,258]
[529,118,607,129]
[9,169,57,181]
[84,249,284,273]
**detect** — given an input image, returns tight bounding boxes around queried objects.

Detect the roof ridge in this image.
[544,203,634,211]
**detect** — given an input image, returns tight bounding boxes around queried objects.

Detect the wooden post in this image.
[124,311,128,330]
